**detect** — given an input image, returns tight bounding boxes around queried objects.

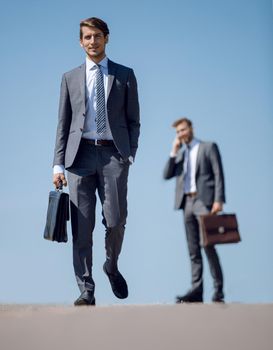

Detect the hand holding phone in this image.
[171,136,182,156]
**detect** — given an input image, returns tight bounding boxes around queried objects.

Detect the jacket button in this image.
[83,113,85,117]
[80,128,83,132]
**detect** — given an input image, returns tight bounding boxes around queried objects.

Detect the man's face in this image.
[176,121,194,145]
[80,26,108,62]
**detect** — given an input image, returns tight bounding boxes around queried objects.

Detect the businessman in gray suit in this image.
[164,118,225,303]
[52,17,140,306]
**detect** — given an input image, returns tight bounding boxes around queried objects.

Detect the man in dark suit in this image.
[163,118,225,303]
[52,17,140,306]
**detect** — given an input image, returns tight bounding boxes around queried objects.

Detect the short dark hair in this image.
[172,117,192,128]
[80,17,109,39]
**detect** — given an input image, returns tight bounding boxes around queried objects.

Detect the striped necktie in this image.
[95,64,106,135]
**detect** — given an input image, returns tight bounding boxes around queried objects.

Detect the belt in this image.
[81,138,115,146]
[185,192,197,198]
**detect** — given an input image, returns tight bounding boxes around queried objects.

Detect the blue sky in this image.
[0,0,272,304]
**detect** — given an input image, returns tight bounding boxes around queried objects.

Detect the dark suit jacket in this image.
[163,141,225,209]
[53,59,140,168]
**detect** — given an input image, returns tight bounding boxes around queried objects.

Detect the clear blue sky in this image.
[0,0,272,304]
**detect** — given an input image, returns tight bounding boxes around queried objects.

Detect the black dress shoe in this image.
[176,290,203,303]
[103,262,128,299]
[74,290,96,306]
[212,291,225,303]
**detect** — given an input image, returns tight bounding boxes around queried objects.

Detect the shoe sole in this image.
[74,298,96,306]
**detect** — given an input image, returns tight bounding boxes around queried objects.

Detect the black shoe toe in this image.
[176,290,203,303]
[74,291,95,306]
[212,291,225,303]
[103,263,128,299]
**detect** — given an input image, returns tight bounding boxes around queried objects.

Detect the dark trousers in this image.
[67,142,130,293]
[183,196,224,295]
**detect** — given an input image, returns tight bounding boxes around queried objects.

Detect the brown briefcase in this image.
[200,214,241,247]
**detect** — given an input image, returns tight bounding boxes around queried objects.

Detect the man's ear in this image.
[79,40,83,47]
[105,35,109,44]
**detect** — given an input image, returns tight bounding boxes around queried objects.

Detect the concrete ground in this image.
[0,304,272,350]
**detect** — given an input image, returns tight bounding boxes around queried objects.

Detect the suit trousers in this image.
[183,196,224,294]
[67,141,130,293]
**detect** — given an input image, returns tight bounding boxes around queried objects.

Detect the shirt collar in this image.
[187,138,199,149]
[86,56,108,70]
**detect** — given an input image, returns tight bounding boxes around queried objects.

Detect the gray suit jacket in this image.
[53,59,140,168]
[163,141,225,210]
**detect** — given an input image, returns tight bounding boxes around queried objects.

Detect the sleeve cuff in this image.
[170,151,177,158]
[53,165,65,174]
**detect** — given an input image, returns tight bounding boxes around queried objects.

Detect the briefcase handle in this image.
[207,211,225,216]
[56,181,64,192]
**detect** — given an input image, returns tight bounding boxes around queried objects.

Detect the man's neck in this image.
[186,137,194,146]
[86,54,106,64]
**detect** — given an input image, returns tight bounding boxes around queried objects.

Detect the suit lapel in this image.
[107,59,117,100]
[78,63,86,107]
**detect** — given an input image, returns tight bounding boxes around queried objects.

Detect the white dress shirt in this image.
[183,138,200,194]
[83,56,113,140]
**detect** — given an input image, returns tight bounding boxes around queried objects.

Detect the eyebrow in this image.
[84,33,103,38]
[177,127,186,131]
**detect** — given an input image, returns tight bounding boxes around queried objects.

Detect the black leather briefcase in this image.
[200,214,241,247]
[44,188,69,243]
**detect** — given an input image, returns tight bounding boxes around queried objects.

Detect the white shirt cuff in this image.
[53,165,65,174]
[170,151,177,158]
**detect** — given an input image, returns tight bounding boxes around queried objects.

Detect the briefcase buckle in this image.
[218,226,225,234]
